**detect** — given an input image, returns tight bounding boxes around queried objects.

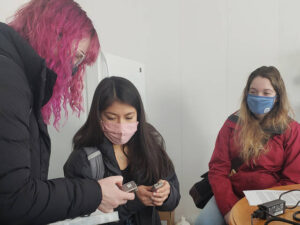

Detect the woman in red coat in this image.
[195,66,300,225]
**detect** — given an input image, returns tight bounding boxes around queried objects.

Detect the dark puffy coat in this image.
[64,135,181,225]
[0,22,101,225]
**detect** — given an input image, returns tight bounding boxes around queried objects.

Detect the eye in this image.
[126,117,133,120]
[264,92,273,96]
[106,116,115,120]
[74,51,86,66]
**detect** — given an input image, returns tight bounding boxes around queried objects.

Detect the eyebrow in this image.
[125,112,135,116]
[105,112,135,116]
[249,87,274,92]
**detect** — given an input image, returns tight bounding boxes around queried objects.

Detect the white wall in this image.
[78,1,300,223]
[0,0,28,22]
[2,0,300,224]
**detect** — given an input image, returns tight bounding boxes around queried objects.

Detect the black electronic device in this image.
[252,199,286,220]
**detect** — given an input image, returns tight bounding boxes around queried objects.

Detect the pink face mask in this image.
[101,120,139,145]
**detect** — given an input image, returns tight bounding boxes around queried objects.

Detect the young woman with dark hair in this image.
[195,66,300,225]
[64,76,181,225]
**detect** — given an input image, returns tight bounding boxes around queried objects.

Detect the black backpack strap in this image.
[228,113,239,123]
[227,113,244,171]
[83,147,105,180]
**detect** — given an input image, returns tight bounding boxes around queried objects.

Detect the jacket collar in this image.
[99,137,115,157]
[228,111,283,134]
[99,138,122,175]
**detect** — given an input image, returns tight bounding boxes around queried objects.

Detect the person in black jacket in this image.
[0,1,134,224]
[64,76,181,225]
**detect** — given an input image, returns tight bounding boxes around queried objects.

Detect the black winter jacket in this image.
[0,22,101,225]
[64,136,181,225]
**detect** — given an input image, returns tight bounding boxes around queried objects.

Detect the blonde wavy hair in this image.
[236,66,293,163]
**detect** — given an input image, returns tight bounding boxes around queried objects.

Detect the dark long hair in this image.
[73,76,174,183]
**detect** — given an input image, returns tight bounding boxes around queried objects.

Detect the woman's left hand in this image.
[151,180,170,206]
[224,210,231,224]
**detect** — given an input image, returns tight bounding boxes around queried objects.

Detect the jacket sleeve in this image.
[275,122,300,185]
[0,56,101,225]
[208,120,239,216]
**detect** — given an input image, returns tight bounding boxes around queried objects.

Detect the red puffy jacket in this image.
[209,113,300,216]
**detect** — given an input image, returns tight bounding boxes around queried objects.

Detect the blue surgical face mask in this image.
[247,94,276,115]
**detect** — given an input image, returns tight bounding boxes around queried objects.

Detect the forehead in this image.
[250,76,274,90]
[103,101,136,114]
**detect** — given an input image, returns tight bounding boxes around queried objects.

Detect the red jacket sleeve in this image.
[208,119,239,216]
[275,121,300,186]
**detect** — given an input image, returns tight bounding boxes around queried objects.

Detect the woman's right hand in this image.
[98,176,135,213]
[136,185,154,206]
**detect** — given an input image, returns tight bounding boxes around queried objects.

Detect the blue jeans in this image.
[194,196,226,225]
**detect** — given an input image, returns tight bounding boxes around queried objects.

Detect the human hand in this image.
[151,180,170,206]
[224,210,231,224]
[97,176,135,213]
[136,185,154,206]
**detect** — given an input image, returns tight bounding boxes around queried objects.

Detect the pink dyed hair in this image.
[9,0,100,129]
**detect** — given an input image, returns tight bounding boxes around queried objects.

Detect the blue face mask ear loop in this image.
[274,95,278,104]
[71,66,78,76]
[271,95,278,111]
[263,95,278,117]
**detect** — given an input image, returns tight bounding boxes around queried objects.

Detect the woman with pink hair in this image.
[0,0,134,224]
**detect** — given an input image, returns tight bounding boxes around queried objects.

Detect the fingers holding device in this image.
[151,180,171,206]
[97,176,135,213]
[151,180,164,192]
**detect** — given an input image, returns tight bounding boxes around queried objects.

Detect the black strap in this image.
[228,113,239,123]
[231,157,244,171]
[228,112,284,135]
[83,147,105,180]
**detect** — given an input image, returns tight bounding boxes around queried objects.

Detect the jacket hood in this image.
[0,22,57,109]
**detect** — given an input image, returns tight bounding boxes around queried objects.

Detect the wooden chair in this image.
[158,211,175,225]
